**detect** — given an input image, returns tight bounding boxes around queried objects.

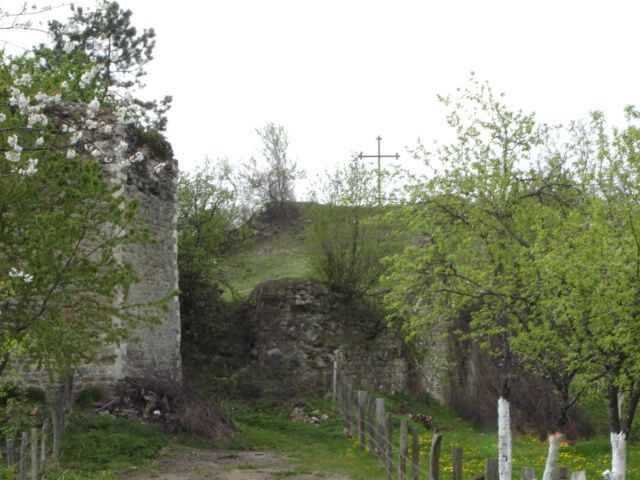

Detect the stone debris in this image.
[290,407,329,426]
[410,413,434,430]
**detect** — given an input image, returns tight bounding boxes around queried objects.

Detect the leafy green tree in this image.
[384,77,562,480]
[0,46,154,381]
[305,155,401,300]
[47,0,171,130]
[525,110,640,480]
[178,158,250,345]
[243,122,304,220]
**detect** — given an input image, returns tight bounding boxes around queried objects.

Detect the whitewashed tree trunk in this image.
[498,397,512,480]
[610,432,627,480]
[542,432,562,480]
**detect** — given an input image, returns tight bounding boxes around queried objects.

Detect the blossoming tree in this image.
[0,22,157,381]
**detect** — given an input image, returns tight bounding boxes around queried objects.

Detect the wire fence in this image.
[331,359,589,480]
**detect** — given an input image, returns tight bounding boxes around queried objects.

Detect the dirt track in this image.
[120,448,350,480]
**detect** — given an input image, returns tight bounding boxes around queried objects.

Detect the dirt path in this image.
[121,448,350,480]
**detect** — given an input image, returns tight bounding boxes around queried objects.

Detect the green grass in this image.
[226,397,387,479]
[52,414,167,479]
[217,392,640,480]
[223,223,309,299]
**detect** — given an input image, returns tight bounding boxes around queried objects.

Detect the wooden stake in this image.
[411,428,420,480]
[521,466,535,480]
[399,418,408,479]
[485,458,498,480]
[452,446,463,480]
[19,431,27,480]
[376,398,385,466]
[385,413,393,480]
[6,437,15,467]
[357,391,367,447]
[30,428,37,480]
[429,433,442,480]
[40,421,48,464]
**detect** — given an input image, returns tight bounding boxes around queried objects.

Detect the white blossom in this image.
[60,81,69,90]
[17,158,38,176]
[66,149,77,159]
[7,134,19,149]
[63,41,74,54]
[35,137,44,146]
[0,113,6,123]
[8,268,33,283]
[15,74,32,86]
[5,151,21,162]
[27,113,48,128]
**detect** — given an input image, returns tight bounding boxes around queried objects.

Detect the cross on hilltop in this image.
[357,136,399,205]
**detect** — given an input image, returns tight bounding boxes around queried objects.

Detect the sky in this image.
[2,0,640,197]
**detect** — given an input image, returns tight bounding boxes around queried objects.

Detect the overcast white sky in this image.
[3,1,640,197]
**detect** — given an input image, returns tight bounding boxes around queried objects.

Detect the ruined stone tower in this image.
[71,136,182,389]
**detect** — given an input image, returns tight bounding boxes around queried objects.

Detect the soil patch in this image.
[120,448,350,480]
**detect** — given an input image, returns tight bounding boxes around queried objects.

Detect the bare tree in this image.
[243,123,305,220]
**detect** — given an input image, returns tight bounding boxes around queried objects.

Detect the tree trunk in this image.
[542,432,562,480]
[609,431,627,480]
[498,397,512,480]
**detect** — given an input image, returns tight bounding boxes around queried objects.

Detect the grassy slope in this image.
[213,206,633,479]
[222,222,308,299]
[225,393,635,480]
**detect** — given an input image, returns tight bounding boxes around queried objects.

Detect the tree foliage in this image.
[305,155,401,300]
[47,0,171,130]
[177,158,250,345]
[243,122,304,220]
[0,46,154,380]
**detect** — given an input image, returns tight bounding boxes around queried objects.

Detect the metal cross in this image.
[357,136,399,205]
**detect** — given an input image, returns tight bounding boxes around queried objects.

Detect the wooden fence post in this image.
[367,397,376,456]
[385,412,393,480]
[485,458,498,480]
[40,421,48,464]
[521,466,535,480]
[376,398,386,467]
[19,431,27,480]
[399,418,408,480]
[332,359,338,402]
[570,472,587,480]
[411,428,420,480]
[452,446,463,480]
[346,383,353,435]
[357,391,368,447]
[52,410,61,461]
[6,437,15,467]
[30,428,37,480]
[429,433,442,480]
[558,466,569,480]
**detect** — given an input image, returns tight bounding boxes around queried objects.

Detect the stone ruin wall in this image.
[226,279,448,400]
[104,151,182,387]
[19,142,182,391]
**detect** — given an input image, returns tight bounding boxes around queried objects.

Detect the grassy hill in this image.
[222,219,309,299]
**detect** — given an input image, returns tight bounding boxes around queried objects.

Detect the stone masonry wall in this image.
[102,151,182,387]
[240,279,411,396]
[17,146,182,392]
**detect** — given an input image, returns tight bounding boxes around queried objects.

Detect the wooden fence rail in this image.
[332,359,589,480]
